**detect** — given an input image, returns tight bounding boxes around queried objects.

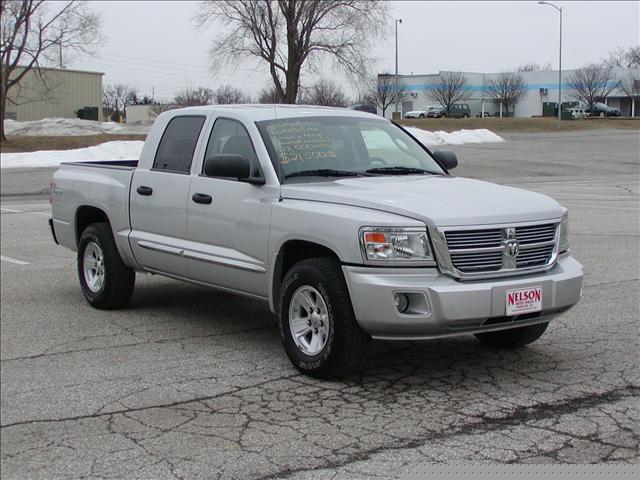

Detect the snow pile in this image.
[1,141,144,169]
[4,117,151,136]
[403,127,504,147]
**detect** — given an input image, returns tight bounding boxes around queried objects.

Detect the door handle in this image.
[192,193,213,205]
[136,186,153,196]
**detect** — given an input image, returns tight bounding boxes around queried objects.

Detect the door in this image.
[185,117,275,296]
[401,101,413,117]
[129,115,206,276]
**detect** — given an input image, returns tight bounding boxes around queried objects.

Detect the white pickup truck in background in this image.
[50,105,583,378]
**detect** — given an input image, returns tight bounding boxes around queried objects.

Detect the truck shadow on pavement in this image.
[119,278,571,393]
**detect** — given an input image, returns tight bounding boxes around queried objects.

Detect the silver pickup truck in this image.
[50,105,583,378]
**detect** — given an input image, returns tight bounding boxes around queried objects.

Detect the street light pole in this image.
[395,18,402,116]
[539,1,563,128]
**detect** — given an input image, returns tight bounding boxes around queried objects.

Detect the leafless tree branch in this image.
[1,0,103,139]
[484,72,528,116]
[194,0,388,104]
[427,72,471,115]
[567,63,618,110]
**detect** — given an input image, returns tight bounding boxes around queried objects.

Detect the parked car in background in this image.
[426,107,446,118]
[404,106,440,119]
[428,104,471,118]
[586,102,621,117]
[447,103,472,118]
[348,104,377,115]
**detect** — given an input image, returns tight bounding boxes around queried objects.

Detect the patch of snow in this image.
[3,117,151,137]
[1,141,144,169]
[403,127,504,147]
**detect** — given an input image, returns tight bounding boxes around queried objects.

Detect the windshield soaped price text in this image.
[268,121,338,165]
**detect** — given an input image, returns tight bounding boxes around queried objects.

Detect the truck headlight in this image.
[360,227,435,265]
[559,211,570,254]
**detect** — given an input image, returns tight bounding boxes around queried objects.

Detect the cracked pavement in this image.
[1,129,638,478]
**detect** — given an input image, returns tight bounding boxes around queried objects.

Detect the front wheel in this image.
[419,114,425,118]
[278,258,370,378]
[475,322,549,348]
[78,222,135,309]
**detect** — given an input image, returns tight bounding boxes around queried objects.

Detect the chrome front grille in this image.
[436,222,559,278]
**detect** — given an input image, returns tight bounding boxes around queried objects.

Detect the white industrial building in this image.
[387,68,638,119]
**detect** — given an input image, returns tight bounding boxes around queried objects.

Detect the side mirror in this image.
[204,154,251,179]
[433,150,458,170]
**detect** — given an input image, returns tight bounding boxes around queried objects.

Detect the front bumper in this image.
[342,256,583,340]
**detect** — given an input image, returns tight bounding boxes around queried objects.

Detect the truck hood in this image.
[281,175,564,227]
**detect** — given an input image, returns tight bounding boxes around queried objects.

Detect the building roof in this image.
[14,65,104,76]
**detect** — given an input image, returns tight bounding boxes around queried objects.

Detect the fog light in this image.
[394,293,409,313]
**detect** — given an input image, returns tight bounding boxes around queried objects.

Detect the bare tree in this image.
[102,84,138,121]
[618,70,640,116]
[427,71,471,115]
[0,0,102,140]
[603,46,640,69]
[362,74,407,117]
[215,84,249,104]
[567,64,618,111]
[194,1,388,104]
[300,79,347,107]
[484,72,528,116]
[257,84,282,104]
[174,86,214,106]
[517,62,552,72]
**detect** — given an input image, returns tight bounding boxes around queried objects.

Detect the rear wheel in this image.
[419,114,425,118]
[77,222,135,309]
[475,322,549,348]
[278,257,370,378]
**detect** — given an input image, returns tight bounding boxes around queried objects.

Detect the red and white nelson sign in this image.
[506,286,543,316]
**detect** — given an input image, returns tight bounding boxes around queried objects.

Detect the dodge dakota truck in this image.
[50,105,583,378]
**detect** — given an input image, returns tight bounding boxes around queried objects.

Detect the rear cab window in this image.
[152,116,206,173]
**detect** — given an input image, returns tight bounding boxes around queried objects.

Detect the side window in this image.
[152,116,206,173]
[203,118,258,173]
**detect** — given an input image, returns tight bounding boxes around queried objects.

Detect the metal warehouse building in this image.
[5,66,103,122]
[387,68,637,119]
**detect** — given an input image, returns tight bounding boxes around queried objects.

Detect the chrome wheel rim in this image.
[289,286,330,356]
[83,242,105,293]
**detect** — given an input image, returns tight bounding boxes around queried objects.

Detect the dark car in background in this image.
[587,102,621,117]
[427,104,471,118]
[348,104,377,115]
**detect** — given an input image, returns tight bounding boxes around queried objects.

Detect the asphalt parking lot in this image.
[1,129,638,477]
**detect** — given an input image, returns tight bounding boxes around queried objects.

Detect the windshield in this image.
[256,116,445,182]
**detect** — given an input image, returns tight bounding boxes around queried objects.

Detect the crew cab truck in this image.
[50,105,583,378]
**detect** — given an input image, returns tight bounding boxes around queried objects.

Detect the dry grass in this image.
[399,116,640,133]
[0,134,147,154]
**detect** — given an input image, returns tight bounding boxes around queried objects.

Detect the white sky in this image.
[69,1,640,102]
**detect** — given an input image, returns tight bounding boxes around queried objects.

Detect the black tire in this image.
[278,257,370,378]
[419,114,425,118]
[475,322,549,348]
[77,222,135,309]
[463,113,469,118]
